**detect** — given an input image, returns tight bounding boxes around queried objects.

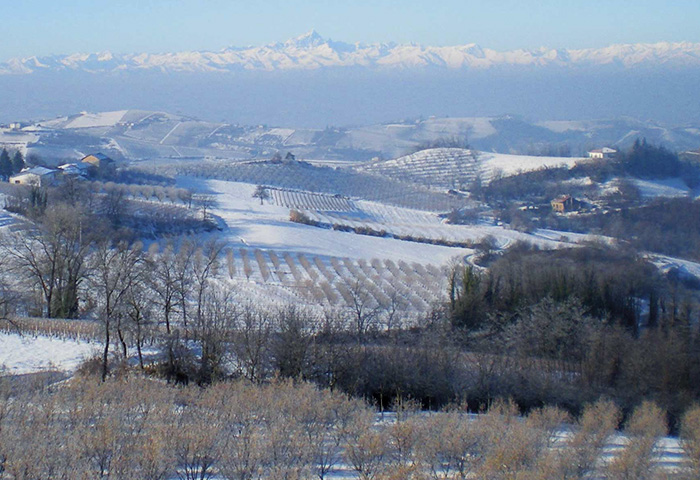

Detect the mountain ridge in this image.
[3,31,700,74]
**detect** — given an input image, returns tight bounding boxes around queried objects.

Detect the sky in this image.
[3,0,700,61]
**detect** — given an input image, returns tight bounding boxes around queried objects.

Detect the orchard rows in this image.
[148,242,449,314]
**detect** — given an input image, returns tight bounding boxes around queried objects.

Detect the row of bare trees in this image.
[1,375,699,480]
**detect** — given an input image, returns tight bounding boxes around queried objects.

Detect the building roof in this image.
[552,194,571,203]
[588,147,617,154]
[13,166,56,177]
[81,152,114,163]
[58,162,91,171]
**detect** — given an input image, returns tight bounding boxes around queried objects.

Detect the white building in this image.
[588,147,617,159]
[9,167,58,187]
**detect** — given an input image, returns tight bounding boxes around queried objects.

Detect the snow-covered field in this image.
[205,179,468,265]
[0,332,98,374]
[630,177,692,198]
[38,110,128,129]
[479,151,582,180]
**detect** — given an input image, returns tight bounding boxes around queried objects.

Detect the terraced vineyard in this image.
[357,147,482,190]
[268,188,357,212]
[180,160,465,211]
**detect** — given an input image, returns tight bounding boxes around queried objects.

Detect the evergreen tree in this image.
[0,148,12,180]
[621,138,680,178]
[11,150,25,174]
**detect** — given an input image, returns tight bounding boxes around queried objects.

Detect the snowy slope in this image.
[358,148,481,189]
[630,178,691,198]
[39,110,128,129]
[479,152,582,181]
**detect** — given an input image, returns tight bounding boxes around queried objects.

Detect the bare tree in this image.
[194,194,215,221]
[252,185,270,205]
[193,286,238,385]
[1,204,91,318]
[146,242,179,334]
[124,267,154,370]
[89,240,143,381]
[191,239,226,329]
[606,400,667,480]
[271,305,316,379]
[347,279,381,343]
[232,306,273,383]
[173,239,197,332]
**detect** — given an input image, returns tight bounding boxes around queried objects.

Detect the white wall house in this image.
[588,147,617,159]
[9,167,58,187]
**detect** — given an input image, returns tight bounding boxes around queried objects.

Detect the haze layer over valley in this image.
[2,32,699,127]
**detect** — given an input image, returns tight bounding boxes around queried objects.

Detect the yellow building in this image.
[81,153,114,169]
[551,194,574,213]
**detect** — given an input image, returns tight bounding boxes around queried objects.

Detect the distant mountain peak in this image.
[285,30,326,48]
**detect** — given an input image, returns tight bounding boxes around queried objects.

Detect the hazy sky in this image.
[4,0,700,61]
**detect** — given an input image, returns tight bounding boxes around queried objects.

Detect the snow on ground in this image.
[630,177,690,198]
[200,178,615,267]
[480,152,583,180]
[358,148,480,190]
[531,229,617,246]
[204,179,469,265]
[649,254,700,281]
[64,110,127,129]
[0,332,98,374]
[537,120,591,133]
[39,110,127,129]
[359,148,586,187]
[0,130,38,148]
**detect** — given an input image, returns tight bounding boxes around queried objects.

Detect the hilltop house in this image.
[551,194,580,213]
[588,147,617,159]
[9,167,58,187]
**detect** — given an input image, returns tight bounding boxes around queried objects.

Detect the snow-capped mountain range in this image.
[3,30,700,74]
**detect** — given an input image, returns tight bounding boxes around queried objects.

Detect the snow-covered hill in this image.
[3,31,700,74]
[357,148,584,188]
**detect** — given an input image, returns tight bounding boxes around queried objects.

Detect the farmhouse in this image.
[81,152,115,170]
[9,167,58,187]
[588,147,617,159]
[551,194,579,213]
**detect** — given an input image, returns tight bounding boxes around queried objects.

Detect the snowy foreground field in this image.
[0,332,98,374]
